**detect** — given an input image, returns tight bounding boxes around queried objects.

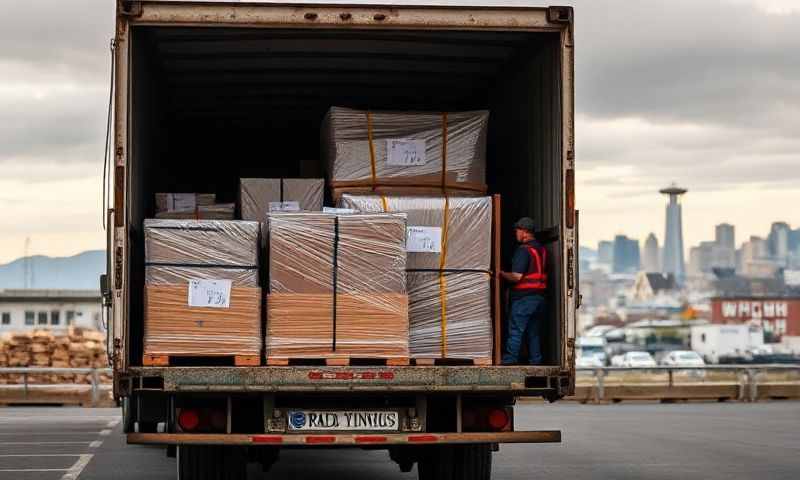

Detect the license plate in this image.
[287,410,399,431]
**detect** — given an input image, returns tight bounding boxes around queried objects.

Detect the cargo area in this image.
[124,26,566,368]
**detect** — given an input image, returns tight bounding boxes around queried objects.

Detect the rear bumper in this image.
[121,365,572,397]
[127,431,561,446]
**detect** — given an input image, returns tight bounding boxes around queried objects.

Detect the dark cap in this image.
[513,217,536,233]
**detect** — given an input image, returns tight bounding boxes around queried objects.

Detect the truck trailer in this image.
[103,1,578,478]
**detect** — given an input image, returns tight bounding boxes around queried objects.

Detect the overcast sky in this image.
[0,0,798,263]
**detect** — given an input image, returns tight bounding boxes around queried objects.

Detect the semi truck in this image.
[103,1,578,478]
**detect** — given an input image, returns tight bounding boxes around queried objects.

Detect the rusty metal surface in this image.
[127,365,566,394]
[127,430,561,446]
[133,2,561,31]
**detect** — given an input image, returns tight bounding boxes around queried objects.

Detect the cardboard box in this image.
[323,107,489,199]
[239,178,324,221]
[143,219,261,359]
[266,212,408,360]
[407,272,492,360]
[338,195,494,361]
[155,193,234,220]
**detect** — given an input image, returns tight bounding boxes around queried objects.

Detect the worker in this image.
[500,217,547,365]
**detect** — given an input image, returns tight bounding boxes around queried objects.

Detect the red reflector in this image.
[488,409,510,430]
[335,372,354,380]
[178,409,200,431]
[360,372,376,379]
[355,435,387,443]
[308,372,323,380]
[408,434,438,443]
[306,436,336,444]
[378,372,395,380]
[252,435,283,444]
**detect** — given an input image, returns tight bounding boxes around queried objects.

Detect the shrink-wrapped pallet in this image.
[266,212,408,361]
[239,178,324,221]
[339,194,493,361]
[154,193,234,220]
[143,219,261,362]
[323,107,489,200]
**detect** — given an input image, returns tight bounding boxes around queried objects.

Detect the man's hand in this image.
[500,271,522,283]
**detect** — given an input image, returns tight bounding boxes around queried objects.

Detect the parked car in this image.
[660,350,705,367]
[610,354,625,367]
[576,354,605,368]
[620,351,657,368]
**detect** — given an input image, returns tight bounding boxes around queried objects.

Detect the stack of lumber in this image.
[0,327,109,385]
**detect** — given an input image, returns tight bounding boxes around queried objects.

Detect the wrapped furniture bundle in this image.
[239,178,324,220]
[339,195,493,361]
[143,219,261,364]
[323,107,489,200]
[155,193,234,220]
[266,212,409,363]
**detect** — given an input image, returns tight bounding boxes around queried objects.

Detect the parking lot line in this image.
[0,454,83,457]
[61,454,94,480]
[0,441,95,446]
[0,468,68,472]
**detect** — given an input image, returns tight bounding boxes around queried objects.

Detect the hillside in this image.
[0,250,105,290]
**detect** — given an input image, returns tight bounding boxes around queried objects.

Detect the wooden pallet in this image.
[142,354,260,367]
[265,356,410,367]
[412,357,493,366]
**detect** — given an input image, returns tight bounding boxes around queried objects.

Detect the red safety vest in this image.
[513,244,548,291]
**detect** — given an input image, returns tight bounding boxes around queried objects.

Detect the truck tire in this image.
[417,446,455,480]
[454,444,492,480]
[177,445,247,480]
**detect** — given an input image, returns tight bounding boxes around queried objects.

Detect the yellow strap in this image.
[438,196,450,358]
[380,195,389,213]
[367,111,377,191]
[441,112,448,193]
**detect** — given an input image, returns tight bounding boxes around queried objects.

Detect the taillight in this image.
[488,408,510,431]
[178,409,200,431]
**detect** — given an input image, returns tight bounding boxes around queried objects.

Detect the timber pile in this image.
[0,327,110,385]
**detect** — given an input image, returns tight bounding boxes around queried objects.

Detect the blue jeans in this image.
[503,294,545,365]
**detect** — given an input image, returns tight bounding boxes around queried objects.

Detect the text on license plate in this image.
[287,410,399,431]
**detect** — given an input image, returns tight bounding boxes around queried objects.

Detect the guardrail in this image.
[0,367,113,407]
[569,364,800,403]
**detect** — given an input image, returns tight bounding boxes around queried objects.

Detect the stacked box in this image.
[239,178,324,220]
[266,212,408,359]
[322,107,489,200]
[144,219,261,358]
[155,193,234,220]
[339,194,493,360]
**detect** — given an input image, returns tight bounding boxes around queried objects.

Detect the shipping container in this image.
[103,2,578,478]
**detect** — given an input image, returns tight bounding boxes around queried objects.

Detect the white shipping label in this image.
[168,193,196,212]
[387,139,427,166]
[188,279,232,308]
[269,201,301,212]
[406,226,442,253]
[323,207,357,214]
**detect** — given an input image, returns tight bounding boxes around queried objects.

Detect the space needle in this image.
[660,183,687,285]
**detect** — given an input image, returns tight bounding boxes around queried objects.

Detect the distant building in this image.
[711,296,800,342]
[597,241,614,266]
[632,272,677,302]
[739,236,771,276]
[768,222,791,262]
[642,233,660,273]
[0,289,102,333]
[612,235,640,274]
[715,223,735,250]
[689,241,715,276]
[660,184,687,284]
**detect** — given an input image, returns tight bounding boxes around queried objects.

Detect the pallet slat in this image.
[142,354,260,367]
[265,356,410,367]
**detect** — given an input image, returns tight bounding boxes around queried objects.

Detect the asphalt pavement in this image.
[0,402,797,479]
